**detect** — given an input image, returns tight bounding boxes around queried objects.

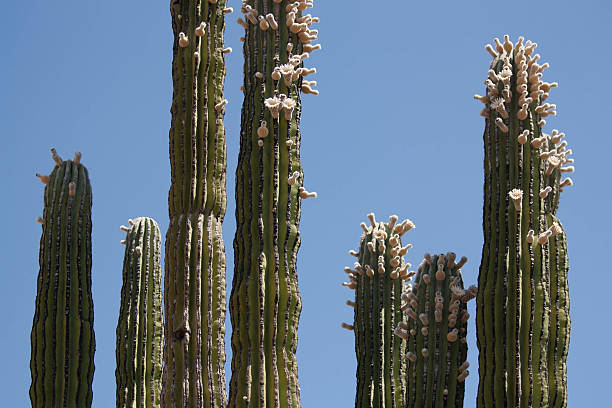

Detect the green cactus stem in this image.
[474,35,573,408]
[395,253,476,408]
[341,213,415,408]
[30,149,95,408]
[162,0,229,406]
[546,214,570,408]
[115,217,163,408]
[229,1,321,406]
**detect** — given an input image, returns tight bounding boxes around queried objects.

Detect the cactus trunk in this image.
[475,36,573,408]
[30,150,95,408]
[229,1,321,406]
[162,0,229,406]
[115,217,164,407]
[397,253,475,408]
[343,214,414,408]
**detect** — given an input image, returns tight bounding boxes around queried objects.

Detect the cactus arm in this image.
[162,0,229,406]
[343,215,412,407]
[115,218,163,408]
[30,151,95,408]
[399,253,475,407]
[475,36,573,408]
[229,1,320,406]
[546,214,569,407]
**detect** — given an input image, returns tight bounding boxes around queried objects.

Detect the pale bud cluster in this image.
[394,253,476,365]
[239,1,321,97]
[341,213,416,301]
[264,94,296,120]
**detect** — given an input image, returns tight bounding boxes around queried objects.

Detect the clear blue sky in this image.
[2,0,610,406]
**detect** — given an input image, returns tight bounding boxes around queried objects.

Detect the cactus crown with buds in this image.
[342,213,416,407]
[475,35,572,408]
[396,253,475,408]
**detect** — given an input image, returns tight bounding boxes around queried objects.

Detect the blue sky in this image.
[1,0,611,406]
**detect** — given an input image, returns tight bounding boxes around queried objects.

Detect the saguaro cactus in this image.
[474,35,573,407]
[162,0,229,406]
[395,253,476,408]
[30,149,95,407]
[341,213,415,408]
[115,217,163,408]
[229,1,321,406]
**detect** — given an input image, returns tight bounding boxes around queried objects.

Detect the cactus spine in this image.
[115,217,163,408]
[30,150,95,407]
[342,214,415,407]
[229,1,321,406]
[396,253,475,408]
[162,0,229,406]
[474,36,573,407]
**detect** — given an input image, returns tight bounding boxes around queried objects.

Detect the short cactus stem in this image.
[229,1,321,407]
[163,1,229,406]
[345,214,415,407]
[115,218,163,407]
[30,150,95,407]
[399,253,475,408]
[475,35,573,408]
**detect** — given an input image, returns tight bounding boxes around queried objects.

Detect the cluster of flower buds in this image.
[474,35,558,123]
[342,214,416,298]
[264,94,297,120]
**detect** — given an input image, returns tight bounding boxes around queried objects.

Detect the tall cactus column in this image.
[474,36,573,407]
[162,0,230,406]
[30,150,95,407]
[341,214,415,408]
[115,217,163,407]
[229,1,321,407]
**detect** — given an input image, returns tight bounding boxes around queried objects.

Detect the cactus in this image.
[342,213,415,408]
[545,214,570,407]
[162,0,229,406]
[229,1,321,406]
[396,253,476,408]
[474,35,573,407]
[115,217,163,407]
[30,149,95,407]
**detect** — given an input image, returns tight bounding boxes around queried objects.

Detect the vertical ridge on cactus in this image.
[115,217,163,408]
[229,1,321,406]
[30,150,95,408]
[397,253,475,407]
[162,0,229,406]
[344,214,414,407]
[475,35,572,408]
